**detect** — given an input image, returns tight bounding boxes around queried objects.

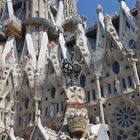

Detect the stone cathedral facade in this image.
[1,0,140,139]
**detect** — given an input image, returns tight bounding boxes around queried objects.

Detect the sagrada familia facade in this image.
[0,0,140,139]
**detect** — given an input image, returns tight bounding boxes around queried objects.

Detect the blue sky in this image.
[77,0,136,27]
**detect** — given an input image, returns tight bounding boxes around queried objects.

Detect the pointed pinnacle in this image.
[96,5,103,14]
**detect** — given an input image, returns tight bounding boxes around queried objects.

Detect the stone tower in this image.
[0,0,140,140]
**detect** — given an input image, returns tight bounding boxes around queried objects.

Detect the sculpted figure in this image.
[49,104,54,118]
[115,78,121,94]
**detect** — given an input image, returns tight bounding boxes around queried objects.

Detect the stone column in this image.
[1,112,4,123]
[95,74,105,124]
[95,6,106,115]
[45,0,48,19]
[31,25,39,57]
[137,0,140,28]
[26,0,29,18]
[39,0,44,18]
[119,0,124,39]
[39,26,43,50]
[14,101,19,128]
[7,0,14,20]
[0,111,2,122]
[35,100,39,124]
[136,0,140,63]
[31,0,35,17]
[96,5,102,49]
[131,59,140,89]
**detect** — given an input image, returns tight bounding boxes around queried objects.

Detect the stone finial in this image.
[96,5,103,14]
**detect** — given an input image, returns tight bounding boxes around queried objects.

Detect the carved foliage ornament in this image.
[67,86,85,103]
